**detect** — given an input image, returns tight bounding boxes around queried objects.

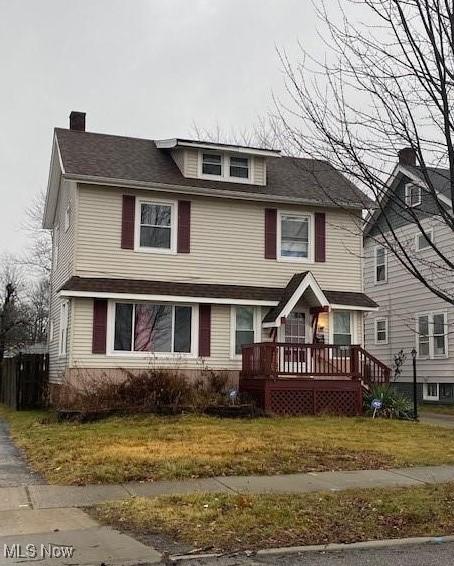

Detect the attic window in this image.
[202,153,222,176]
[230,156,249,179]
[405,183,422,207]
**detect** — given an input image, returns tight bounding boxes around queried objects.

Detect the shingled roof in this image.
[54,128,370,208]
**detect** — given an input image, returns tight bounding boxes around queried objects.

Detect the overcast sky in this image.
[0,0,322,258]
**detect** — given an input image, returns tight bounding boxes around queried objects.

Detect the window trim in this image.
[405,183,422,207]
[415,310,448,360]
[374,245,387,284]
[423,383,439,401]
[58,300,69,356]
[198,151,254,184]
[230,305,261,360]
[107,300,198,358]
[277,210,315,263]
[374,317,388,345]
[415,228,434,252]
[134,197,177,254]
[53,224,59,268]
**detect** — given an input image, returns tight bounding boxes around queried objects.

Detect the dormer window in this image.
[230,156,249,179]
[202,153,222,176]
[405,183,422,207]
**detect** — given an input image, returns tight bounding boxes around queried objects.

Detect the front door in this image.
[283,310,308,373]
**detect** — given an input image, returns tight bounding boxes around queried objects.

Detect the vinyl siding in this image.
[184,149,199,177]
[253,157,266,185]
[364,217,454,384]
[75,184,363,291]
[48,179,77,382]
[171,148,185,175]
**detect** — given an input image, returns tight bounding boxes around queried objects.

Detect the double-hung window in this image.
[202,153,222,176]
[375,318,388,344]
[138,201,174,252]
[230,156,249,179]
[279,213,311,260]
[415,229,433,251]
[374,246,387,283]
[233,306,257,356]
[59,301,69,356]
[405,183,422,207]
[332,311,352,346]
[423,383,439,401]
[416,312,447,358]
[113,302,193,354]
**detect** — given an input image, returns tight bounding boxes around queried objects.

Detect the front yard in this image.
[93,483,454,551]
[2,406,454,485]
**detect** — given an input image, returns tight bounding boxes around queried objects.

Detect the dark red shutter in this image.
[121,195,135,249]
[314,212,326,262]
[264,208,277,259]
[177,200,191,253]
[92,299,108,354]
[198,304,211,357]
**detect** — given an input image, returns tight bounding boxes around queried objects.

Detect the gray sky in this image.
[0,0,321,258]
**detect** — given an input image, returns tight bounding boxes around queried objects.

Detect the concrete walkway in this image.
[2,464,454,512]
[0,421,42,487]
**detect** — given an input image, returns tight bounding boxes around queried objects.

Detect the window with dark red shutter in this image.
[92,299,108,354]
[121,195,136,249]
[314,212,326,262]
[198,304,211,357]
[177,200,191,253]
[264,208,277,259]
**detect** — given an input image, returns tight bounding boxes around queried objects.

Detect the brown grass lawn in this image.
[93,484,454,551]
[421,404,454,416]
[2,406,454,485]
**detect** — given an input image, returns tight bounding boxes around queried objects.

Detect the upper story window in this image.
[230,156,249,179]
[278,212,312,261]
[374,245,387,283]
[113,302,194,355]
[405,183,422,207]
[202,153,223,176]
[415,228,433,251]
[137,200,175,253]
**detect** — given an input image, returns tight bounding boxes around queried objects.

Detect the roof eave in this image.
[43,134,65,229]
[155,138,281,158]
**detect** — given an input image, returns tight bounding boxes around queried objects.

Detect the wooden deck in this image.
[239,343,390,416]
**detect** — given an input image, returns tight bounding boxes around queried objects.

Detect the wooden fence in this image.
[0,353,49,410]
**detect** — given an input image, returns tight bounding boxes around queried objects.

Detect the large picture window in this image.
[416,312,448,359]
[138,201,174,251]
[113,302,192,354]
[279,213,311,260]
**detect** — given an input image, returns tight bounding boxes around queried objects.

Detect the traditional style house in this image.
[44,111,389,414]
[364,148,453,405]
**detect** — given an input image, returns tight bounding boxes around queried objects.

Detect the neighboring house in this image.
[43,111,383,402]
[364,148,453,404]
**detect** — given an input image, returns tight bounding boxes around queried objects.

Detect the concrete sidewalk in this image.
[2,464,454,512]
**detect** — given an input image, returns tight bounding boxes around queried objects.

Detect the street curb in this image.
[169,535,454,561]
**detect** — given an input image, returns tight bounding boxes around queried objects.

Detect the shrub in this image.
[364,384,413,419]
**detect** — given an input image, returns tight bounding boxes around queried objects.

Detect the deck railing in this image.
[241,342,390,386]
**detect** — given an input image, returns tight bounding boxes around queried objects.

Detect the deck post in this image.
[350,345,359,379]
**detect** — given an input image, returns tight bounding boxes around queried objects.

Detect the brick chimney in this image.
[69,111,86,131]
[398,147,416,166]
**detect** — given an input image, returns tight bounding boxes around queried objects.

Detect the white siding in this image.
[364,217,454,383]
[75,185,363,290]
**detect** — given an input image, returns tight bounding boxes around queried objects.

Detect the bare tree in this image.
[21,190,52,276]
[273,0,454,304]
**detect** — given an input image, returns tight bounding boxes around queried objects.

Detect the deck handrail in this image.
[241,342,390,385]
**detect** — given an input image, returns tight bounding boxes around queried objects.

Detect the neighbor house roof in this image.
[53,128,370,209]
[59,275,378,314]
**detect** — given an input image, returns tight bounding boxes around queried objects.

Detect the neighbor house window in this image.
[279,213,311,260]
[374,246,387,283]
[59,301,68,356]
[229,156,249,179]
[202,153,222,176]
[405,183,422,207]
[333,311,352,346]
[64,206,71,232]
[375,318,388,344]
[415,228,433,251]
[416,312,447,359]
[138,201,174,251]
[233,306,256,356]
[423,383,439,401]
[113,302,193,354]
[53,225,59,268]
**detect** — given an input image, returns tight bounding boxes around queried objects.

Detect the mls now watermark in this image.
[4,543,75,560]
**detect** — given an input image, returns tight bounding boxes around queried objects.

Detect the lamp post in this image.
[411,348,418,421]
